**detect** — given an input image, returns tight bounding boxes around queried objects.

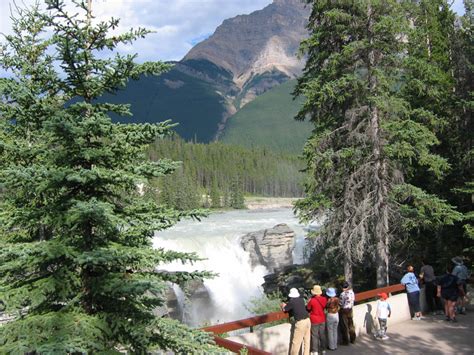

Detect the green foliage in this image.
[230,176,245,209]
[0,2,217,352]
[294,0,462,285]
[222,80,312,154]
[244,291,286,330]
[393,184,463,230]
[245,291,283,316]
[209,178,221,208]
[147,136,306,208]
[454,181,474,240]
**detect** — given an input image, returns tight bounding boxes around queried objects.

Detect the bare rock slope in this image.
[183,0,310,108]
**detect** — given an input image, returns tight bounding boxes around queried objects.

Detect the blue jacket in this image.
[401,272,420,293]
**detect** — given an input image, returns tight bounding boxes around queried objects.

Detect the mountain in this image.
[183,0,309,108]
[108,0,310,145]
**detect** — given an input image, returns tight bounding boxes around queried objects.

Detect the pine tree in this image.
[0,1,216,352]
[395,0,473,263]
[295,0,461,286]
[209,178,221,209]
[230,176,245,209]
[449,0,474,253]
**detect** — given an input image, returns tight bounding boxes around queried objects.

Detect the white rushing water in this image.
[152,208,309,327]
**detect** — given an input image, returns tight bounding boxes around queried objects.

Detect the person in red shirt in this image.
[306,285,327,355]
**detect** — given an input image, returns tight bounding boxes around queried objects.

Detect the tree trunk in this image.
[344,256,353,285]
[368,3,390,287]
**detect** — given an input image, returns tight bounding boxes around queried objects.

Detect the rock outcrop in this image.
[182,0,310,109]
[184,0,308,84]
[154,272,211,322]
[240,223,295,272]
[262,265,318,296]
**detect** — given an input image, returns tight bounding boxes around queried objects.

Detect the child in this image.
[376,292,391,340]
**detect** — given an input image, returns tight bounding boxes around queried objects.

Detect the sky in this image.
[0,0,468,64]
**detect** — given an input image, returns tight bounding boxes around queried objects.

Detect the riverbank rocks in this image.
[154,272,211,323]
[262,265,318,296]
[240,223,295,272]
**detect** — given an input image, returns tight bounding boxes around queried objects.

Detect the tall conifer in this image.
[295,0,461,285]
[0,1,216,352]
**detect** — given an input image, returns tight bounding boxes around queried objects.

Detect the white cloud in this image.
[0,0,273,63]
[0,0,467,65]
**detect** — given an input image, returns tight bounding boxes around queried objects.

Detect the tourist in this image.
[420,259,439,314]
[375,292,391,340]
[325,287,339,351]
[339,281,356,345]
[437,264,463,322]
[401,265,422,320]
[306,285,327,355]
[451,256,469,314]
[281,288,311,355]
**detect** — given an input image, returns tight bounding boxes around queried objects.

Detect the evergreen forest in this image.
[146,137,305,210]
[295,0,473,287]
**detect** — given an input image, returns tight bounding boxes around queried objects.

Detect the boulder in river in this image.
[240,223,295,272]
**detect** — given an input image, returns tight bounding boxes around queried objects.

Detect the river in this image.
[152,208,310,327]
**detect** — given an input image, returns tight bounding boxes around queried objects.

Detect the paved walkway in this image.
[333,310,473,355]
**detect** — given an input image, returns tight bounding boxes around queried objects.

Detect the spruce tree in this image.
[210,178,221,209]
[398,0,472,262]
[295,0,461,285]
[230,176,245,209]
[0,1,216,352]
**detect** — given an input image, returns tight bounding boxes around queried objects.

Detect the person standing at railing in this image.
[420,259,441,314]
[401,265,422,320]
[339,281,356,345]
[281,288,311,355]
[325,287,340,351]
[306,285,327,355]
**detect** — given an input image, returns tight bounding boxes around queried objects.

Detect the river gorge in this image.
[152,208,313,327]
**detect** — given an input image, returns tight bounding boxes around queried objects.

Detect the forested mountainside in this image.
[103,60,229,142]
[146,137,306,210]
[221,79,311,154]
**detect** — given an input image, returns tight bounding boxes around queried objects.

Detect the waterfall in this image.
[153,208,308,327]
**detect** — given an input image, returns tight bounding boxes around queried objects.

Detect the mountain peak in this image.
[183,0,309,88]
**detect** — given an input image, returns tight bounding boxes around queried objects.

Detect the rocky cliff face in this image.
[182,0,310,110]
[240,223,295,272]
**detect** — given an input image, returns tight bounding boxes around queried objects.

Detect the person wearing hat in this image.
[325,287,340,351]
[281,288,311,355]
[451,256,470,314]
[306,285,327,355]
[375,292,391,340]
[401,265,423,320]
[339,281,356,345]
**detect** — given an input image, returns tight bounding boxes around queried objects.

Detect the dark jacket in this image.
[283,297,309,321]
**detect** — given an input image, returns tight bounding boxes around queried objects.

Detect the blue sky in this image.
[0,0,468,64]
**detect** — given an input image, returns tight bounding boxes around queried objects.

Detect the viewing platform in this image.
[202,284,474,354]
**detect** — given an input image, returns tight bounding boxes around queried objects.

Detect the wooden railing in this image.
[201,283,406,354]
